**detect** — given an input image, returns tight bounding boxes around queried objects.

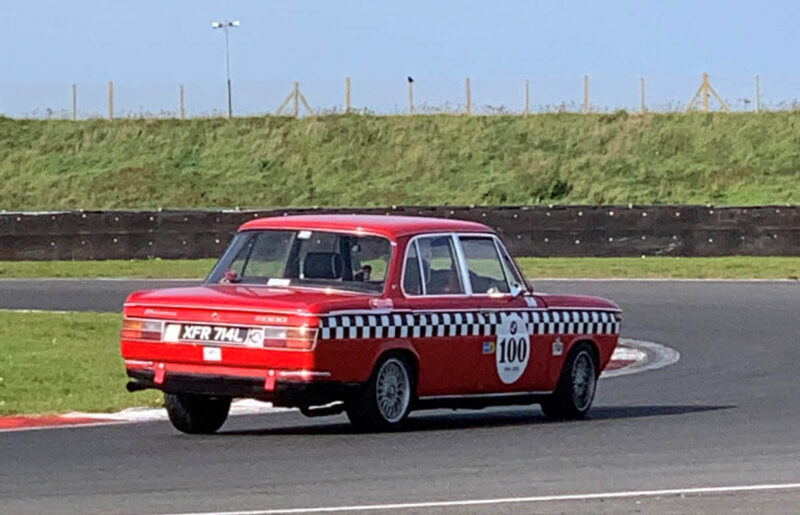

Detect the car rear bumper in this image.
[125,366,360,408]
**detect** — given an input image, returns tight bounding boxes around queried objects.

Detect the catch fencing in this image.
[4,74,800,119]
[1,205,797,261]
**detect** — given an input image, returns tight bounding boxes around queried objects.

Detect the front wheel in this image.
[164,393,231,434]
[540,343,598,420]
[346,354,413,431]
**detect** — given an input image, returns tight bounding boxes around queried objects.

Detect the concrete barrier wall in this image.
[1,205,798,260]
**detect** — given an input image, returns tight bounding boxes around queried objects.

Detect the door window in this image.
[459,236,511,294]
[404,235,464,295]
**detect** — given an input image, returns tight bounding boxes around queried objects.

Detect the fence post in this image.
[640,77,647,113]
[72,84,77,120]
[524,79,530,116]
[702,72,710,112]
[465,77,472,115]
[755,75,761,113]
[583,75,589,113]
[345,77,351,113]
[108,81,114,120]
[292,81,299,118]
[408,79,415,114]
[179,84,186,119]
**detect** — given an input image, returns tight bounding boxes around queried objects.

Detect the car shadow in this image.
[217,404,735,436]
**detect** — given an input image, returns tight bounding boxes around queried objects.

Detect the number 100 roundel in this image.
[121,215,621,434]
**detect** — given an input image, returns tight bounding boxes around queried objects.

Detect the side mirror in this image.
[510,283,524,297]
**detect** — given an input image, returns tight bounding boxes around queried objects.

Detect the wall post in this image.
[108,81,114,120]
[583,75,589,113]
[345,77,351,113]
[465,77,472,115]
[72,84,77,120]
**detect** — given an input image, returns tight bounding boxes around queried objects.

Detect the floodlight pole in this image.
[212,20,239,118]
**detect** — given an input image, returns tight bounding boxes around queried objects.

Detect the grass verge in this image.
[1,257,799,280]
[517,257,800,279]
[2,114,800,210]
[0,311,162,415]
[0,259,217,279]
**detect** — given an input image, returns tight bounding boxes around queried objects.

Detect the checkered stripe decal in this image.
[318,310,620,340]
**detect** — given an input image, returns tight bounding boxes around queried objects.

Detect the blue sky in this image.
[3,0,800,116]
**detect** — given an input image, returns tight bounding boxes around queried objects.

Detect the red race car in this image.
[121,215,621,433]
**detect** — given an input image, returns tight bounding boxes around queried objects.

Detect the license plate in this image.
[164,324,253,344]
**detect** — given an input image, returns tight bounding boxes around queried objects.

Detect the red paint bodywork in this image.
[121,215,621,405]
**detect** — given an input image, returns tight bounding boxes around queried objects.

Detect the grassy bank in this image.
[0,311,161,415]
[2,113,799,210]
[1,257,799,280]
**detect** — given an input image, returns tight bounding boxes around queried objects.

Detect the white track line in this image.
[158,482,800,515]
[64,399,290,423]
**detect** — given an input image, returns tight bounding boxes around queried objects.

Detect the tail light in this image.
[260,325,317,350]
[121,318,163,340]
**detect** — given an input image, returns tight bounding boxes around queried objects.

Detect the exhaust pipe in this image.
[299,402,345,418]
[126,381,149,393]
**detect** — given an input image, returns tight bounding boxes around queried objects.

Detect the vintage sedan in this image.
[121,215,621,433]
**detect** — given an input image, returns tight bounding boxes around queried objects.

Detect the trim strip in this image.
[124,303,315,316]
[277,370,332,379]
[419,390,553,401]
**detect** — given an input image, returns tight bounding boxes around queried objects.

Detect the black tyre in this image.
[346,354,414,431]
[540,343,598,420]
[164,393,232,434]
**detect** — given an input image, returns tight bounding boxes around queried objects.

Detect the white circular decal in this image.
[496,313,530,384]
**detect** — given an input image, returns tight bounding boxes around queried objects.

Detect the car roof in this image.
[238,214,494,239]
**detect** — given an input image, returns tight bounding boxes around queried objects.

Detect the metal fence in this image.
[4,74,800,119]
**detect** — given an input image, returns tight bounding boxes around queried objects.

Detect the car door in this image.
[453,234,551,393]
[393,233,484,397]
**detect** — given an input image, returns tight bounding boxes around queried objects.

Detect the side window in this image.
[459,236,510,294]
[402,241,423,295]
[416,236,464,295]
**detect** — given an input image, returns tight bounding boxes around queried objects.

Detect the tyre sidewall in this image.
[542,343,598,420]
[347,353,414,431]
[165,393,231,434]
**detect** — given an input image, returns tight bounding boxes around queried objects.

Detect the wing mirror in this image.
[510,283,524,297]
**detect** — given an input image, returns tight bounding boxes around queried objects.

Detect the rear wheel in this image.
[164,393,231,434]
[346,354,413,431]
[540,343,598,420]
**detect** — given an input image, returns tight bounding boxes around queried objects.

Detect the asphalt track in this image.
[1,279,800,514]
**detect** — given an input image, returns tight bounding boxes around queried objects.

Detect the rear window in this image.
[206,230,392,294]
